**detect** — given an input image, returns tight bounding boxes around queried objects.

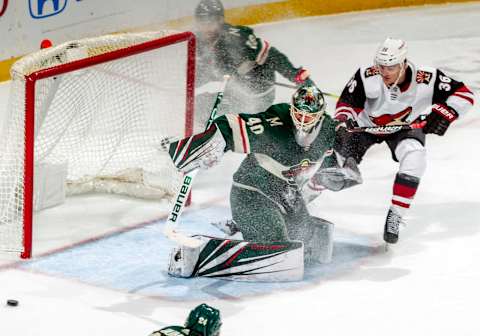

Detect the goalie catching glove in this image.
[166,124,227,173]
[302,156,362,203]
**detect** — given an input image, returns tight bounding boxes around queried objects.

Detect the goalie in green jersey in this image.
[167,85,362,269]
[149,304,222,336]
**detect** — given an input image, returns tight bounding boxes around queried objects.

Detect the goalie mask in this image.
[185,303,222,336]
[290,85,326,148]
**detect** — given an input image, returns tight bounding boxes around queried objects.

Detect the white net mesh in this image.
[0,31,194,255]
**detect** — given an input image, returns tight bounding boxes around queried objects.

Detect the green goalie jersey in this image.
[214,103,337,210]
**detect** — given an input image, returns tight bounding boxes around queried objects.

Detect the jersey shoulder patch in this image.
[415,69,433,84]
[364,66,380,78]
[359,67,381,98]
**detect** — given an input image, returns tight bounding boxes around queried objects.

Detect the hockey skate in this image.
[383,206,403,244]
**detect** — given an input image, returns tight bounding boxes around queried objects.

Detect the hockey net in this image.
[0,31,195,258]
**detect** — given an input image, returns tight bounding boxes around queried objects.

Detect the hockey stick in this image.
[273,81,339,98]
[163,75,230,248]
[347,115,427,135]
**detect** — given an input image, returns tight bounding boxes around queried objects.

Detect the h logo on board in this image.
[29,0,67,19]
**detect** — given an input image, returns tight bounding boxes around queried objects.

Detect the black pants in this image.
[335,128,425,163]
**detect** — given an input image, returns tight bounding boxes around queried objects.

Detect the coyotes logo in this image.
[416,70,432,84]
[364,66,380,78]
[370,107,412,126]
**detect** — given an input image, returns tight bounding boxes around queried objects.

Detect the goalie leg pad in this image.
[168,235,304,282]
[306,217,334,264]
[230,185,289,241]
[289,216,334,265]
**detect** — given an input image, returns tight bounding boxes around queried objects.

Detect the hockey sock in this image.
[391,172,420,213]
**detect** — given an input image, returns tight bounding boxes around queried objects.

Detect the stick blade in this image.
[163,226,204,248]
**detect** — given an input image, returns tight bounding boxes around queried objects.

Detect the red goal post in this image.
[0,31,196,258]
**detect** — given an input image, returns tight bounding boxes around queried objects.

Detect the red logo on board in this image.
[0,0,7,17]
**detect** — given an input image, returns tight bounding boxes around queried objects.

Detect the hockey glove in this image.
[294,68,317,88]
[302,179,326,204]
[311,157,362,192]
[334,114,359,132]
[423,103,458,136]
[167,124,226,173]
[294,68,310,84]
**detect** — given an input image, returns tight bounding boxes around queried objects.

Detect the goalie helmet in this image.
[185,303,222,336]
[195,0,225,22]
[374,38,407,66]
[290,85,326,148]
[290,85,326,132]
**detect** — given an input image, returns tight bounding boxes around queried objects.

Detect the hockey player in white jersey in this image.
[335,38,475,244]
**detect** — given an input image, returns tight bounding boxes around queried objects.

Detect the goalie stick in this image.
[163,75,230,248]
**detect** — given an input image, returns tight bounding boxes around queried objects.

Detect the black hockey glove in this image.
[334,117,358,132]
[423,103,458,136]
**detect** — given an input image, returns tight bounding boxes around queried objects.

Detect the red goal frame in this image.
[20,32,196,258]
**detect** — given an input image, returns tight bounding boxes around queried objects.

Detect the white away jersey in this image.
[335,62,475,128]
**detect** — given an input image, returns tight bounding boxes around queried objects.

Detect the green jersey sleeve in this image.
[214,103,293,154]
[224,25,301,77]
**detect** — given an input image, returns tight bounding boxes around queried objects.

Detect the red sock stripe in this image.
[393,182,418,199]
[392,199,411,208]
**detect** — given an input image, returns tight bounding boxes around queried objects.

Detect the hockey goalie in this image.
[164,85,361,282]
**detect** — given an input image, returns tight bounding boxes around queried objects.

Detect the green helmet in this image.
[290,85,326,131]
[185,304,222,336]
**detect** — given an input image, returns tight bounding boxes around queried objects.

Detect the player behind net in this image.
[334,38,475,244]
[163,85,361,281]
[193,0,316,126]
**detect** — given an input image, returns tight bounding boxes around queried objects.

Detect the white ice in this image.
[1,3,480,336]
